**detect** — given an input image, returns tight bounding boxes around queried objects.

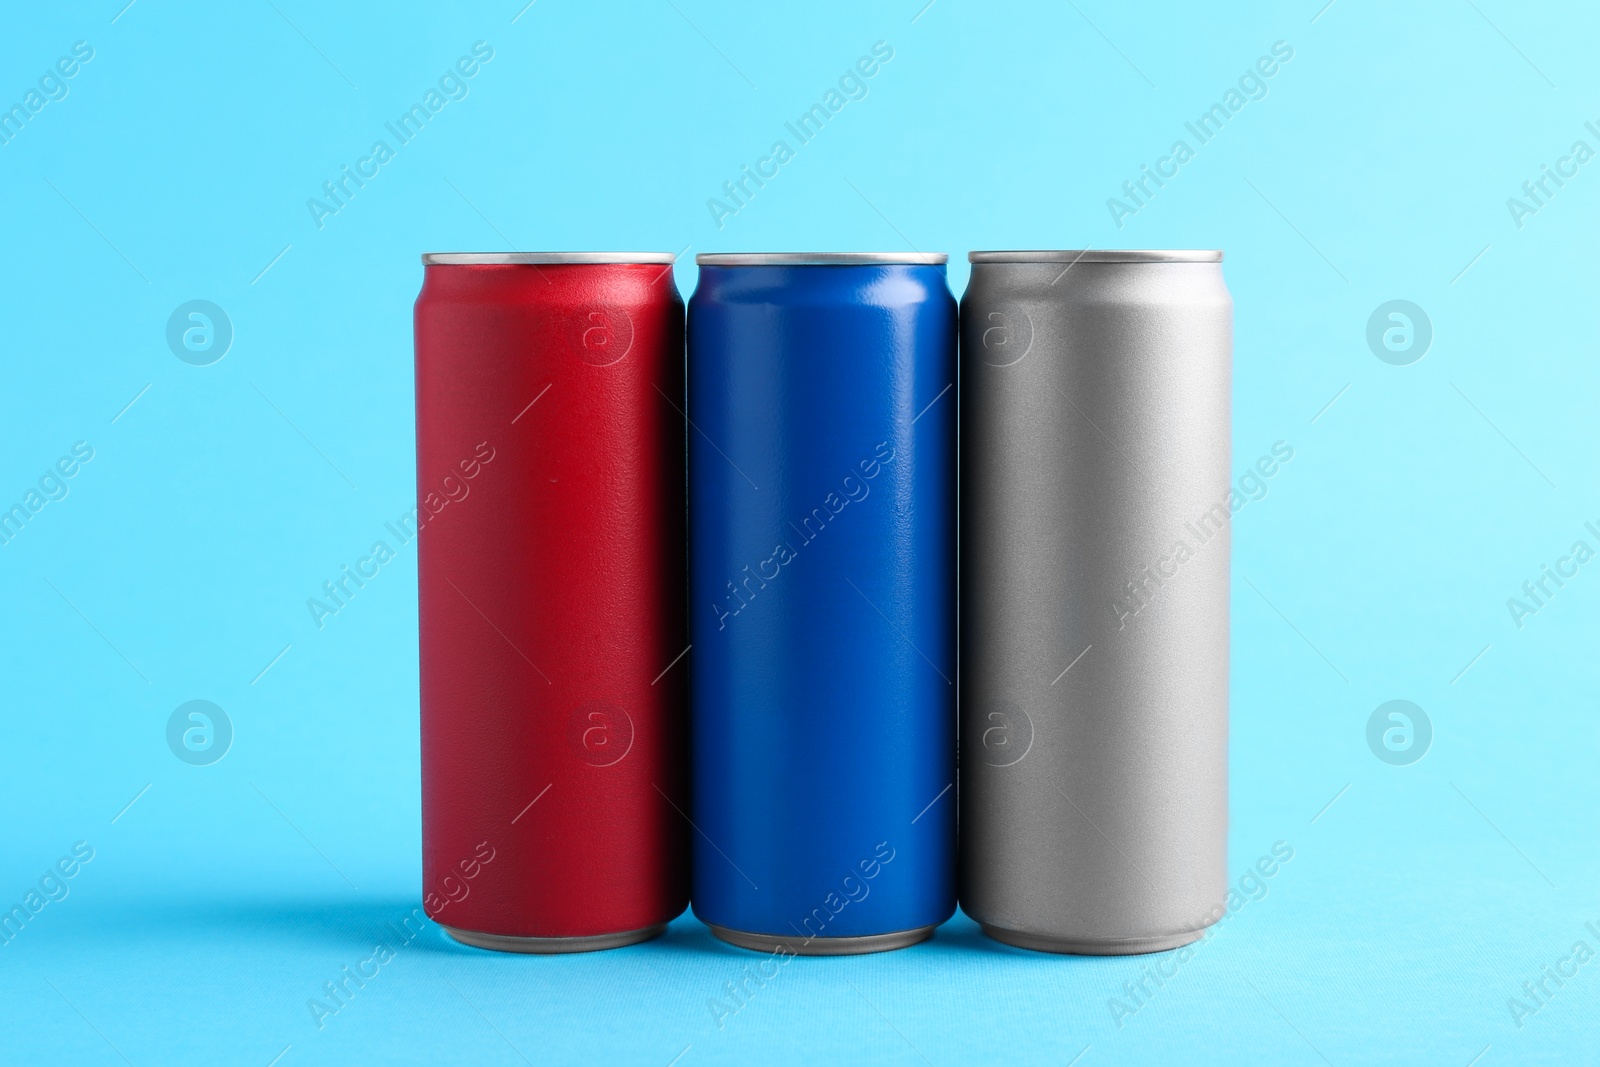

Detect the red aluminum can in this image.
[414,252,688,952]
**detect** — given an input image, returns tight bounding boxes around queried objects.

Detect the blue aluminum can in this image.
[686,252,957,955]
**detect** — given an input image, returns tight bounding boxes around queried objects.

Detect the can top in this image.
[695,252,948,266]
[420,252,677,265]
[968,250,1223,264]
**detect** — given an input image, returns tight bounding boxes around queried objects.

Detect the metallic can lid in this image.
[695,252,948,266]
[420,252,677,265]
[968,250,1223,264]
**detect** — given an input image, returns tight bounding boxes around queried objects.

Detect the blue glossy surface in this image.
[6,2,1597,1062]
[686,263,957,939]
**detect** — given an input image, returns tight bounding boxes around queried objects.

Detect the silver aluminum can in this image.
[959,250,1231,955]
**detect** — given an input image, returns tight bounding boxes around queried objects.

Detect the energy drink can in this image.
[414,252,688,952]
[687,253,957,955]
[959,250,1232,954]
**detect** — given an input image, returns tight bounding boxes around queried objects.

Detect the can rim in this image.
[420,252,677,265]
[695,252,949,266]
[968,250,1223,264]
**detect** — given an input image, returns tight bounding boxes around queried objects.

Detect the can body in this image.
[959,250,1232,955]
[414,253,688,952]
[687,254,957,954]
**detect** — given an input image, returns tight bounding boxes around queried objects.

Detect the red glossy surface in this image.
[414,261,687,938]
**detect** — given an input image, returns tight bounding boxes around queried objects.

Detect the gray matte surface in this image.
[708,925,935,956]
[958,254,1232,954]
[442,923,667,954]
[694,252,948,266]
[419,252,677,265]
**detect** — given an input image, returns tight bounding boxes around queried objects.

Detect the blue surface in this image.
[1,1,1597,1064]
[686,263,956,939]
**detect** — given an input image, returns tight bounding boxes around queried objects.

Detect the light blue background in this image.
[2,0,1597,1063]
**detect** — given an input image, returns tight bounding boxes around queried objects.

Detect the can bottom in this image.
[442,923,667,954]
[708,924,934,956]
[980,923,1206,956]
